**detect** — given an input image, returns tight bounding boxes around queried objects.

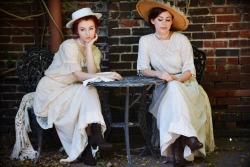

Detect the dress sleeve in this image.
[137,36,151,70]
[59,41,82,74]
[45,41,82,76]
[179,36,196,76]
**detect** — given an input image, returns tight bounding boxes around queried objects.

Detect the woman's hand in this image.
[85,33,98,48]
[105,72,123,80]
[156,71,175,82]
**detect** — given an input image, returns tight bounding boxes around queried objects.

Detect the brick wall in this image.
[0,0,249,137]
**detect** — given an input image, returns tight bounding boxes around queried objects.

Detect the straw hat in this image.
[66,8,102,28]
[136,0,189,31]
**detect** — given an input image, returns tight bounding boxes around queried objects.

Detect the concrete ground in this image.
[1,134,250,167]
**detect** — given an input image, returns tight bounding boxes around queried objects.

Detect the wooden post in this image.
[48,0,62,53]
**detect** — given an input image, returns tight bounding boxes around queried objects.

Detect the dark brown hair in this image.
[148,7,173,30]
[72,15,99,35]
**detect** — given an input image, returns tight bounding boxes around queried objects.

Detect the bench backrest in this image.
[16,47,54,93]
[192,45,206,84]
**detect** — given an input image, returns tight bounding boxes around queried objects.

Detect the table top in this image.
[92,76,164,87]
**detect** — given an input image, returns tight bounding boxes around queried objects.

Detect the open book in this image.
[82,72,114,86]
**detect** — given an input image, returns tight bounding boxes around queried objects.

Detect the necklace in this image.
[78,38,86,46]
[155,31,170,40]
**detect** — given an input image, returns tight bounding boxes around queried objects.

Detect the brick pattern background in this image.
[0,0,250,137]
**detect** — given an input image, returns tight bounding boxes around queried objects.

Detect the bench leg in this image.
[30,108,43,164]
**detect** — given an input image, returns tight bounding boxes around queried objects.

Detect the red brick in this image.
[240,74,250,81]
[240,81,250,89]
[119,19,140,27]
[215,82,239,90]
[207,90,228,97]
[243,13,250,22]
[242,65,250,73]
[235,6,250,14]
[240,57,250,64]
[199,0,213,6]
[188,8,209,15]
[204,24,229,31]
[241,97,250,105]
[208,96,216,105]
[230,23,250,30]
[192,32,215,39]
[111,62,131,70]
[190,41,203,48]
[12,37,34,43]
[217,98,240,105]
[200,82,214,90]
[189,0,199,7]
[186,24,204,31]
[205,65,216,72]
[216,31,240,38]
[205,49,215,57]
[120,2,132,11]
[228,105,250,112]
[203,73,227,82]
[121,54,137,61]
[217,15,241,22]
[191,16,215,23]
[206,57,215,65]
[229,40,250,47]
[240,31,250,38]
[228,57,239,65]
[227,74,240,81]
[218,65,241,73]
[228,90,250,97]
[210,7,234,14]
[227,0,239,4]
[204,41,228,48]
[225,122,237,130]
[241,49,250,56]
[215,58,227,65]
[0,36,11,43]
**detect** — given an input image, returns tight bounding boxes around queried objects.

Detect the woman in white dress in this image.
[136,0,214,166]
[33,8,122,166]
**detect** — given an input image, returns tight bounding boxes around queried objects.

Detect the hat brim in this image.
[66,13,102,28]
[136,0,188,31]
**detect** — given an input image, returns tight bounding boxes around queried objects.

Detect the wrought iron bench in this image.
[140,45,207,156]
[16,47,54,164]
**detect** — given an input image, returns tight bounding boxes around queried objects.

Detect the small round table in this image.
[92,76,164,166]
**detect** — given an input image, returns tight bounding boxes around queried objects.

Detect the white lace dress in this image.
[137,32,215,161]
[33,39,106,162]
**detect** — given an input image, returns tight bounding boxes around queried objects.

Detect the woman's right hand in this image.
[105,72,123,80]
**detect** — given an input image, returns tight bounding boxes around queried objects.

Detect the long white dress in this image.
[33,39,106,162]
[137,32,215,161]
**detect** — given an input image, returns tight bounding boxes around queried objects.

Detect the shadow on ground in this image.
[0,134,249,167]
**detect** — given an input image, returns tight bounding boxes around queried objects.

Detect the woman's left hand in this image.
[86,34,98,48]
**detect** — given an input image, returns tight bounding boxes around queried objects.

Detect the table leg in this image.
[125,86,132,166]
[139,86,157,158]
[98,87,112,138]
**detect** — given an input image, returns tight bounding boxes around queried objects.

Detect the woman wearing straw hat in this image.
[32,8,122,166]
[136,0,214,166]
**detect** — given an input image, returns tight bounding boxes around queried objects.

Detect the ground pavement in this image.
[1,135,249,167]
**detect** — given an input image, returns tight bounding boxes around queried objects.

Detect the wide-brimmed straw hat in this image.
[66,8,102,28]
[136,0,189,31]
